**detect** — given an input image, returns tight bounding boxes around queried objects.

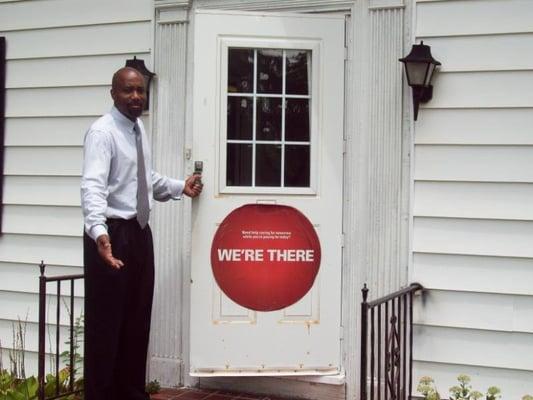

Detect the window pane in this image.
[257,49,282,94]
[284,145,310,187]
[227,97,253,140]
[256,144,281,186]
[286,50,310,95]
[256,97,282,141]
[227,143,252,186]
[228,48,253,93]
[285,99,309,142]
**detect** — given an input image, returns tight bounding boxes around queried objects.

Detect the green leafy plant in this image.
[417,376,441,400]
[8,316,28,381]
[418,375,513,400]
[449,374,483,400]
[145,379,161,394]
[486,386,502,400]
[0,310,84,400]
[60,313,84,386]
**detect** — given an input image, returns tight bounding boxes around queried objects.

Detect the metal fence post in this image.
[361,284,369,400]
[38,261,46,400]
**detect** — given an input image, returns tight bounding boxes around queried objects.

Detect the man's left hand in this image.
[184,174,203,198]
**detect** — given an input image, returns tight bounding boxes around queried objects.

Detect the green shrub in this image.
[418,375,531,400]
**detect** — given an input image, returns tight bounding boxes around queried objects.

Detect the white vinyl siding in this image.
[0,0,152,373]
[412,0,533,397]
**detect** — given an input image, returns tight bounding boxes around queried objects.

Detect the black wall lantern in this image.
[399,41,441,120]
[125,56,155,110]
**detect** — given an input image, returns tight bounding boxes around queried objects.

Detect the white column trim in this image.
[148,3,192,388]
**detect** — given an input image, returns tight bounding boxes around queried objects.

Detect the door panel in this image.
[190,10,344,376]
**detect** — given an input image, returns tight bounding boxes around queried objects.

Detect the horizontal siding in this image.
[5,147,82,176]
[0,0,150,31]
[0,234,83,267]
[5,114,149,146]
[2,205,83,236]
[413,0,533,390]
[414,182,533,220]
[1,21,151,60]
[415,145,533,183]
[413,217,533,258]
[426,71,533,109]
[0,319,73,354]
[417,0,533,37]
[6,53,150,89]
[414,361,533,400]
[4,176,81,206]
[0,291,83,325]
[6,86,111,117]
[414,325,533,371]
[0,0,153,377]
[0,262,83,294]
[427,33,533,72]
[413,290,533,333]
[415,108,533,145]
[412,253,533,296]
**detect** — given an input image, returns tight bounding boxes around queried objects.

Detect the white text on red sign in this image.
[217,249,315,262]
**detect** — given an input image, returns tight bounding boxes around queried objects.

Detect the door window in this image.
[222,46,314,193]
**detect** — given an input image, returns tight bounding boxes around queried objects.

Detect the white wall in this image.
[0,0,153,375]
[412,0,533,398]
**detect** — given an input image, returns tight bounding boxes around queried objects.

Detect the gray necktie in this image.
[135,124,149,228]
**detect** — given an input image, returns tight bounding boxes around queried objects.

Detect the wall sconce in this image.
[399,41,441,121]
[125,56,155,110]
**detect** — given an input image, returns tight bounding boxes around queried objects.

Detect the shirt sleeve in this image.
[151,171,185,201]
[81,129,112,241]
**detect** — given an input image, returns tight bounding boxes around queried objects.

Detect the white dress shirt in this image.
[81,106,185,241]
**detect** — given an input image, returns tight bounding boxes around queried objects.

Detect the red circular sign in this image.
[211,204,321,312]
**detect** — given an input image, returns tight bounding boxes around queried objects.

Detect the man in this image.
[81,67,202,400]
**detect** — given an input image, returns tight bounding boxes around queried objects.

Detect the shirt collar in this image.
[110,106,138,134]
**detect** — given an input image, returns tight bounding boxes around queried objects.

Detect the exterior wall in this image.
[412,0,533,398]
[0,0,153,373]
[0,1,411,398]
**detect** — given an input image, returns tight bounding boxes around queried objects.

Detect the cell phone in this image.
[194,161,203,184]
[194,161,203,174]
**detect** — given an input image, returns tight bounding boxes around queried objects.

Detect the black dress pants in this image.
[84,219,154,400]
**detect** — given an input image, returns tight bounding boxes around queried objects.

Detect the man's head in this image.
[111,67,146,121]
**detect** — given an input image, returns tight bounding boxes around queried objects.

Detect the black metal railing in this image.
[38,261,84,400]
[360,283,424,400]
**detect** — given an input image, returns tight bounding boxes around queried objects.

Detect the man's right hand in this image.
[96,235,124,269]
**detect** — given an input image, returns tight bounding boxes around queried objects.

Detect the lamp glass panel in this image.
[406,61,429,86]
[424,63,436,86]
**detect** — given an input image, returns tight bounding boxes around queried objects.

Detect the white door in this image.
[190,9,345,376]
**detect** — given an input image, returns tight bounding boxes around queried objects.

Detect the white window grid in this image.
[226,48,311,188]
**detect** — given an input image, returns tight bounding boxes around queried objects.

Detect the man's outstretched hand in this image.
[96,234,124,269]
[184,174,203,198]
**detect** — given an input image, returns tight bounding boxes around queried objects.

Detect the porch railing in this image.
[38,261,84,400]
[360,283,424,400]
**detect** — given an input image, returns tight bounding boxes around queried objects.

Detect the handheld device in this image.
[194,161,203,184]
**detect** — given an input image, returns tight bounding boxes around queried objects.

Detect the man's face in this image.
[111,70,146,121]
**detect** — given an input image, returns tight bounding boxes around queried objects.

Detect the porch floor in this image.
[150,387,299,400]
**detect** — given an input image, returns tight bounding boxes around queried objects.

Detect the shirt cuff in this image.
[89,224,108,242]
[169,179,185,200]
